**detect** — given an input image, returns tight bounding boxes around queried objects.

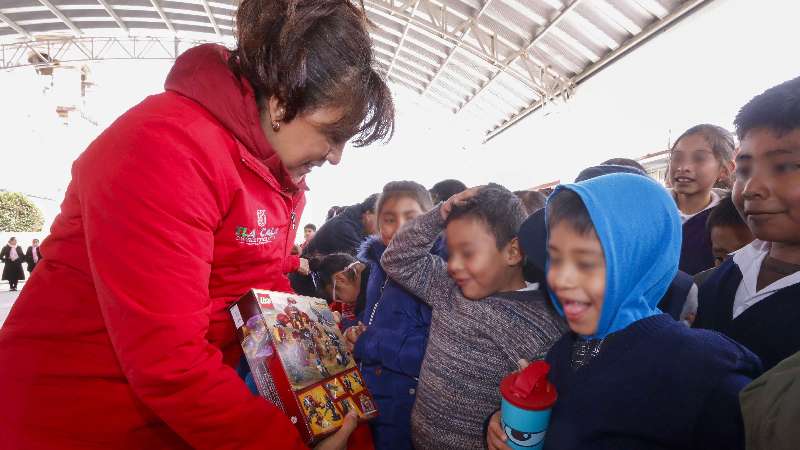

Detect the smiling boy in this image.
[487,174,760,450]
[381,184,567,449]
[694,76,800,371]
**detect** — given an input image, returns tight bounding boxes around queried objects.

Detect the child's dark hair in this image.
[304,223,317,232]
[706,196,747,233]
[601,158,646,172]
[547,189,595,236]
[360,193,379,214]
[377,181,434,217]
[514,190,547,215]
[430,179,467,204]
[446,183,526,249]
[308,252,358,298]
[671,124,736,164]
[734,76,800,140]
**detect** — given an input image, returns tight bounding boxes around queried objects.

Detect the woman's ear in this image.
[505,237,524,266]
[267,96,286,122]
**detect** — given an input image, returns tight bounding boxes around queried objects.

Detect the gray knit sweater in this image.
[381,206,568,450]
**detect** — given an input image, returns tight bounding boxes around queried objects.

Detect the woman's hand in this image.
[313,411,359,450]
[487,411,513,450]
[440,186,484,221]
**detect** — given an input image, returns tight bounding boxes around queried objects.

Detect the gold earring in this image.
[272,121,280,132]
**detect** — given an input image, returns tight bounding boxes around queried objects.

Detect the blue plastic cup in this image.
[500,398,550,449]
[499,361,557,450]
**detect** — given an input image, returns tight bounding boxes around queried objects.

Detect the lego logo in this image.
[257,293,273,306]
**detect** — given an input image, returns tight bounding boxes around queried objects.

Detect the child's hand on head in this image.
[441,186,484,220]
[487,411,512,450]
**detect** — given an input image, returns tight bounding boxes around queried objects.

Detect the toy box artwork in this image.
[230,289,378,444]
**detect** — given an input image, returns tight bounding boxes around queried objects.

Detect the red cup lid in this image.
[500,361,557,410]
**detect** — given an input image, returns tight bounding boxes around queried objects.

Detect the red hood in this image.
[164,44,305,191]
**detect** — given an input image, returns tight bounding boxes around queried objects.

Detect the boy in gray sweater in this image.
[381,184,567,449]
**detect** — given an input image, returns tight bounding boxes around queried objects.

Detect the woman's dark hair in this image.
[308,252,358,297]
[445,183,526,249]
[229,0,394,146]
[547,189,595,236]
[377,181,434,217]
[734,76,800,140]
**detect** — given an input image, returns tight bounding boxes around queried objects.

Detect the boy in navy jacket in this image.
[487,174,761,450]
[694,76,800,371]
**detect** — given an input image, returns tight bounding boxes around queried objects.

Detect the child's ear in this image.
[720,160,735,182]
[505,237,524,266]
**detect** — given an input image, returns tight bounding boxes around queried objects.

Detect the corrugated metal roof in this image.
[0,0,709,139]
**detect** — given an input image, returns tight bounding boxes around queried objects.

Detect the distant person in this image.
[429,179,467,204]
[513,189,547,215]
[303,194,379,257]
[1,237,25,291]
[25,239,42,273]
[299,223,317,253]
[668,124,736,275]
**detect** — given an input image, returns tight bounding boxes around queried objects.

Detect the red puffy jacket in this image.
[0,44,309,449]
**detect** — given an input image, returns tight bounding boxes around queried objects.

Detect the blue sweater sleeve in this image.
[353,313,429,378]
[691,372,750,450]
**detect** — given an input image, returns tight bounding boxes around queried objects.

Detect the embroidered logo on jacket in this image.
[236,209,280,246]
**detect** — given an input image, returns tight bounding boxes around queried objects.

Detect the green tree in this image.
[0,191,45,232]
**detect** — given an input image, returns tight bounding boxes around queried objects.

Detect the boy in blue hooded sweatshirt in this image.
[487,173,762,450]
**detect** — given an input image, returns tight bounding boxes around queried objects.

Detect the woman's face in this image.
[261,97,347,183]
[9,238,16,246]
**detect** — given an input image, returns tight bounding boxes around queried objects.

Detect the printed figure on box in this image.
[260,293,357,390]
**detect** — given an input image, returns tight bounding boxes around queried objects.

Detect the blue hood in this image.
[546,173,682,339]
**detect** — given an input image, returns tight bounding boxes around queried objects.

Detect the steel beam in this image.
[484,0,710,142]
[0,12,33,39]
[150,0,176,34]
[96,0,128,33]
[38,0,82,36]
[387,0,422,78]
[456,0,584,114]
[199,0,222,37]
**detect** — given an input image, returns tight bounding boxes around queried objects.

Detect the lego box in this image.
[230,289,378,444]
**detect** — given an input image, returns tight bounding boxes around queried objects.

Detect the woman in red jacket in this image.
[0,1,393,449]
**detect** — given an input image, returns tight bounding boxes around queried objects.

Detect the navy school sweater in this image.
[694,258,800,371]
[679,208,715,276]
[543,314,762,450]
